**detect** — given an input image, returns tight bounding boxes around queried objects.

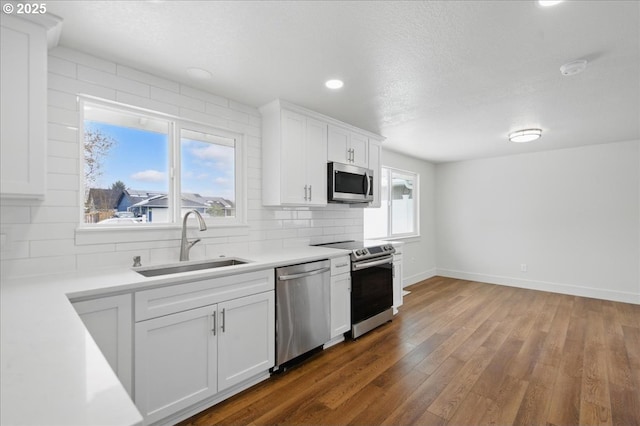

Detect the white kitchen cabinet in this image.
[0,14,61,199]
[134,269,275,425]
[328,125,368,168]
[260,100,327,206]
[392,244,404,314]
[135,304,218,424]
[72,293,133,396]
[368,139,382,208]
[330,256,351,338]
[217,292,275,391]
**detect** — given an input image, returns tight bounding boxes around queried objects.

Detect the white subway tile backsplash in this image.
[48,140,79,160]
[48,89,78,111]
[48,156,79,174]
[1,206,31,224]
[30,206,80,224]
[40,190,79,207]
[48,106,78,128]
[48,56,77,78]
[50,46,116,74]
[78,66,150,97]
[47,173,80,192]
[180,85,228,107]
[8,223,76,242]
[179,107,227,129]
[117,65,180,92]
[151,86,205,112]
[229,100,260,117]
[1,46,365,279]
[115,91,180,116]
[48,124,79,145]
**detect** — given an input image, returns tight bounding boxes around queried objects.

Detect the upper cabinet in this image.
[368,139,382,208]
[260,99,384,208]
[327,125,368,168]
[260,101,328,206]
[0,13,62,200]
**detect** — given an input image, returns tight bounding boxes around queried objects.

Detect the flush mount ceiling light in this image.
[538,0,563,6]
[186,67,212,81]
[560,59,588,76]
[509,128,542,143]
[325,79,344,90]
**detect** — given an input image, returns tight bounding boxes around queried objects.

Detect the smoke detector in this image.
[560,59,588,76]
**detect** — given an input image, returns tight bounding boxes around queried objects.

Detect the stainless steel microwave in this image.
[328,162,374,203]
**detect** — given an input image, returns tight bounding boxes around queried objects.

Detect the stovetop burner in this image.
[315,240,395,262]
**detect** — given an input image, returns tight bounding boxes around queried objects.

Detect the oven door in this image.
[350,256,393,325]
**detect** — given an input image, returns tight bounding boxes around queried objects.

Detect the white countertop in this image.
[0,246,347,426]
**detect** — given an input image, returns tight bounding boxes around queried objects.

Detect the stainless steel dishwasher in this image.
[275,259,331,369]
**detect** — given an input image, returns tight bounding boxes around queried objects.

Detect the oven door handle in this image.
[352,256,393,271]
[278,267,331,281]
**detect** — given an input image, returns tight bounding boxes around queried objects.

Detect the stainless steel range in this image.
[316,240,395,338]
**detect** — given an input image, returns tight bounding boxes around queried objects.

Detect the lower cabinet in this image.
[330,273,351,337]
[72,293,133,396]
[330,256,351,339]
[134,290,274,425]
[393,248,404,313]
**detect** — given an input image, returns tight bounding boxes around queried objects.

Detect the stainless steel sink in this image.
[135,258,250,277]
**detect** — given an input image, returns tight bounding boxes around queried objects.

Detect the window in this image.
[81,98,244,227]
[364,167,418,239]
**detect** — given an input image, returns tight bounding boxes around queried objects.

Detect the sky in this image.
[85,121,235,201]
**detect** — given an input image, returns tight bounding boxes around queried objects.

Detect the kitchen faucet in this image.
[180,210,207,261]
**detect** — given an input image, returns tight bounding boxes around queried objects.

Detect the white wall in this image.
[381,149,437,286]
[435,140,640,304]
[0,47,363,279]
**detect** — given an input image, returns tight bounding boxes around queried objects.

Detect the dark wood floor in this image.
[180,276,640,426]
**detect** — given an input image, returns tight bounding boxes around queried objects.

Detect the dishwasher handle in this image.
[278,266,330,281]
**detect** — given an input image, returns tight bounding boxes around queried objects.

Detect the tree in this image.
[84,128,116,187]
[111,180,127,191]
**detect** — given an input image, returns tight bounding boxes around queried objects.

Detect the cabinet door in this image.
[330,273,351,338]
[73,294,133,396]
[281,110,308,204]
[0,16,47,199]
[218,292,275,391]
[368,139,382,208]
[135,305,217,424]
[393,255,404,312]
[305,117,328,206]
[350,132,369,168]
[327,125,350,163]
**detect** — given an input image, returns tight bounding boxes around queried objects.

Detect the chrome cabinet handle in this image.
[221,308,226,333]
[309,185,312,201]
[304,185,308,201]
[212,310,217,335]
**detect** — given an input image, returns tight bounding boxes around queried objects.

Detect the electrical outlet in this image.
[520,264,527,272]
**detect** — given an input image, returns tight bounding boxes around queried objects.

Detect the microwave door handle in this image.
[364,171,371,196]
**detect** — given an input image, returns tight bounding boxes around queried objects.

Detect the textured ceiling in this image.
[45,0,639,162]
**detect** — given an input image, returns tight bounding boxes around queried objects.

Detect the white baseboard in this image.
[403,268,437,288]
[436,268,640,305]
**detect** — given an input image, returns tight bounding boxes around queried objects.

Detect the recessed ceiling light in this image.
[560,59,587,76]
[325,79,344,90]
[538,0,563,6]
[509,129,542,143]
[186,67,212,81]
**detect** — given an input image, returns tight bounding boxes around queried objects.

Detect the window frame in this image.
[77,95,247,231]
[364,166,420,240]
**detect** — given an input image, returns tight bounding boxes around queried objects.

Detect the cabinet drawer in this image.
[331,256,351,276]
[135,269,274,321]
